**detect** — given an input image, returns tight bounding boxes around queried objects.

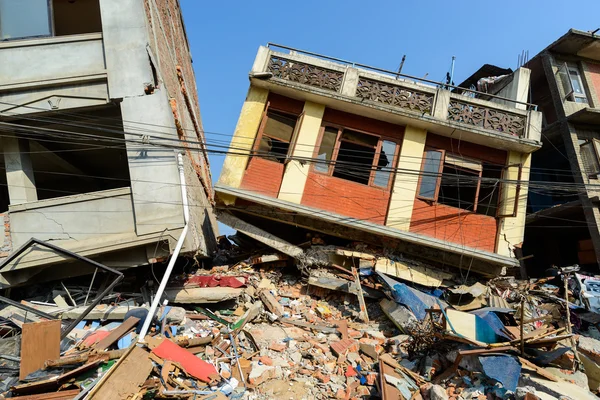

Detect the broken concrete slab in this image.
[379,298,417,332]
[374,257,453,288]
[163,287,244,303]
[308,275,383,299]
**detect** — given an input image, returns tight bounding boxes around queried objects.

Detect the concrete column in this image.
[432,89,450,121]
[251,46,270,74]
[3,137,37,204]
[496,151,531,257]
[505,67,531,110]
[217,87,269,205]
[341,67,359,97]
[385,126,427,231]
[278,102,325,204]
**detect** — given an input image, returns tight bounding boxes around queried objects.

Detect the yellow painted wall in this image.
[278,102,325,204]
[496,151,532,257]
[386,126,427,231]
[217,87,269,204]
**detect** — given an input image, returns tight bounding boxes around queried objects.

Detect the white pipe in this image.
[138,153,189,342]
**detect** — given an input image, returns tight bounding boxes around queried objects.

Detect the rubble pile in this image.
[1,236,600,399]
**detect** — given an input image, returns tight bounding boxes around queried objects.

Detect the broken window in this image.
[254,109,298,164]
[314,125,399,188]
[580,139,600,177]
[0,0,102,41]
[558,62,588,103]
[417,149,508,216]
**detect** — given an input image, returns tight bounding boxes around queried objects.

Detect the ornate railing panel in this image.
[447,100,526,137]
[268,56,343,92]
[355,78,434,115]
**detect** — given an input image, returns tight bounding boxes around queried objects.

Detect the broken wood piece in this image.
[352,267,369,323]
[279,317,338,333]
[20,319,61,380]
[92,316,140,351]
[308,275,383,299]
[259,289,283,317]
[88,346,153,399]
[9,388,80,399]
[373,257,452,288]
[12,360,103,396]
[518,357,560,382]
[45,348,126,368]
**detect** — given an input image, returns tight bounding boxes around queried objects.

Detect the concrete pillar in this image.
[341,67,359,97]
[432,89,450,121]
[251,46,270,74]
[507,67,531,110]
[385,126,427,231]
[496,151,531,257]
[278,101,325,204]
[3,137,37,204]
[217,87,269,205]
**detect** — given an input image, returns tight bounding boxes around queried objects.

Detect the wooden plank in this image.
[518,357,560,382]
[89,346,153,399]
[92,316,139,351]
[352,267,369,323]
[11,388,80,399]
[20,320,61,380]
[12,360,103,395]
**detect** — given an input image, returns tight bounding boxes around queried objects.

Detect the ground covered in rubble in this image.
[1,236,600,399]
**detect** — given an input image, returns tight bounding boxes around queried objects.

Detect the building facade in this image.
[0,0,217,286]
[216,45,543,277]
[524,29,600,272]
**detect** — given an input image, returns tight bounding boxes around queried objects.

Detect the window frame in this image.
[311,123,400,190]
[580,138,600,178]
[250,102,302,166]
[0,0,54,41]
[559,61,588,103]
[416,148,484,213]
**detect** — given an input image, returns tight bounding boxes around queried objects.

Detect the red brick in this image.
[587,62,600,100]
[240,157,284,197]
[330,339,359,357]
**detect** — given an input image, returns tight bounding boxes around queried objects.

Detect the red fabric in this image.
[152,339,218,382]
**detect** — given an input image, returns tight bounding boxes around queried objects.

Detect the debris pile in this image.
[1,235,600,399]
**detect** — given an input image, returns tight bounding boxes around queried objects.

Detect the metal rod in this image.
[0,295,57,320]
[61,281,77,306]
[84,267,98,306]
[520,298,525,356]
[266,42,537,109]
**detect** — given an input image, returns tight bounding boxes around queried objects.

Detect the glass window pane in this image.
[569,71,584,94]
[373,140,396,187]
[263,111,296,142]
[0,0,51,40]
[333,141,375,185]
[418,150,442,199]
[315,127,337,173]
[340,129,378,147]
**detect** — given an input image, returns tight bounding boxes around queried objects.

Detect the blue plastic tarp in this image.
[479,355,521,392]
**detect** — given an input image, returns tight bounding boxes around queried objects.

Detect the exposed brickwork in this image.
[409,199,497,252]
[240,158,285,198]
[0,213,12,259]
[301,171,391,225]
[586,62,600,104]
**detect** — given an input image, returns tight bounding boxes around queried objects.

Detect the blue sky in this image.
[180,0,600,236]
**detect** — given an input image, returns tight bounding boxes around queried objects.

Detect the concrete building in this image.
[215,44,543,278]
[0,0,217,287]
[524,29,600,272]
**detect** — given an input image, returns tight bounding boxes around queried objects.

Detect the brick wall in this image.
[0,213,12,259]
[301,171,391,225]
[143,0,217,250]
[241,157,285,198]
[587,62,600,104]
[409,199,497,252]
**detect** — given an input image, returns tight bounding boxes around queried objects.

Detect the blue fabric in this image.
[377,272,446,320]
[479,355,521,392]
[471,310,512,341]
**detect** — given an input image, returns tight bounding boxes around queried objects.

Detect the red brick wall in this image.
[587,62,600,103]
[301,171,391,225]
[409,133,503,252]
[240,157,285,198]
[409,199,497,252]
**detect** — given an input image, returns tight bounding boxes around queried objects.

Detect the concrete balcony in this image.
[249,45,542,153]
[0,33,109,115]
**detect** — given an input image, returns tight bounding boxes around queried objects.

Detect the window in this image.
[558,62,588,103]
[314,125,398,188]
[0,0,102,41]
[254,109,299,164]
[417,149,508,216]
[0,0,52,40]
[580,139,600,177]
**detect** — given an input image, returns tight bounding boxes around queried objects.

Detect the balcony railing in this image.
[252,45,541,143]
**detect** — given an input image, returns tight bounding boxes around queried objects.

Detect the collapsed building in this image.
[215,44,543,279]
[0,0,217,287]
